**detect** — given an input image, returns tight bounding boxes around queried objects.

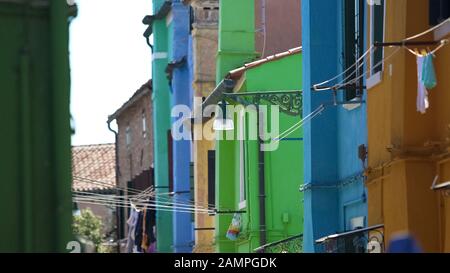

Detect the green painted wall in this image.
[234,53,304,252]
[152,0,173,253]
[0,1,73,252]
[215,0,258,253]
[216,0,257,82]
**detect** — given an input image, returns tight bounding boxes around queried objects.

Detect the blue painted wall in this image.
[170,1,193,253]
[151,0,173,253]
[302,0,368,252]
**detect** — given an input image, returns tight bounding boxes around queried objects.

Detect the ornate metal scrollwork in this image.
[316,225,385,253]
[254,234,303,253]
[225,91,302,116]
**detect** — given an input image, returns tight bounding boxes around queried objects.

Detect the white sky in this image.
[70,0,153,146]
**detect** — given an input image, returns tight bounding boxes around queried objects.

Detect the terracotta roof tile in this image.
[72,143,116,192]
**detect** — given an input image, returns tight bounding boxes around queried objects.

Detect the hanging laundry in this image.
[126,207,139,253]
[134,211,144,252]
[147,241,157,253]
[416,55,429,114]
[226,213,241,241]
[421,53,437,90]
[141,207,157,253]
[141,208,149,251]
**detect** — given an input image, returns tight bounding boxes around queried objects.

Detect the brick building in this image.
[108,80,154,241]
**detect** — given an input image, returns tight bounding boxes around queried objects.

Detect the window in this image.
[167,130,173,193]
[142,110,147,138]
[429,0,450,26]
[207,150,216,208]
[189,6,194,33]
[126,124,131,148]
[370,0,385,76]
[344,0,366,101]
[238,110,247,210]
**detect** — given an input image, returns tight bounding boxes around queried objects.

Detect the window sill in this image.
[342,97,362,111]
[238,201,247,210]
[367,71,383,90]
[434,21,450,40]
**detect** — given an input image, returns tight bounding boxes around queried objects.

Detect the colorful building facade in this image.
[169,1,194,253]
[302,0,369,252]
[146,0,173,252]
[0,0,76,252]
[185,0,220,254]
[366,0,450,252]
[210,0,303,253]
[222,48,304,253]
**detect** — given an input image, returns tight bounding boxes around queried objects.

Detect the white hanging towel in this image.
[416,55,429,114]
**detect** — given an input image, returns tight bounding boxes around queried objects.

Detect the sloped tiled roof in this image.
[72,143,116,192]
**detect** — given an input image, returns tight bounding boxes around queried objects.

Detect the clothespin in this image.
[130,201,140,212]
[420,49,427,57]
[429,39,449,56]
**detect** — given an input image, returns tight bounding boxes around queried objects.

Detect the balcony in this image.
[254,234,303,253]
[315,224,385,253]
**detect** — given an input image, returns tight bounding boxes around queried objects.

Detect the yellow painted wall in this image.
[366,0,450,252]
[190,0,219,252]
[193,118,216,253]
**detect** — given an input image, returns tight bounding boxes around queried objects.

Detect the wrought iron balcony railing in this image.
[315,224,385,253]
[254,234,303,253]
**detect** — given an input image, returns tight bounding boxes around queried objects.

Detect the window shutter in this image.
[167,130,173,193]
[207,150,216,207]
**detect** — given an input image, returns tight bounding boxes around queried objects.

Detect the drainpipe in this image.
[107,120,121,253]
[257,106,266,246]
[50,0,75,252]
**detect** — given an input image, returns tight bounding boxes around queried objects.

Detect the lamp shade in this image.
[213,118,234,131]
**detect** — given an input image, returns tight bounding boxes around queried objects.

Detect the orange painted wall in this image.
[366,0,450,252]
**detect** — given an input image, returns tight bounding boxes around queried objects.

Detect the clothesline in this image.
[337,46,402,89]
[313,18,450,92]
[73,191,215,212]
[74,176,227,209]
[73,175,223,209]
[404,18,450,41]
[73,181,220,211]
[270,104,326,146]
[73,195,214,214]
[73,198,213,214]
[156,191,218,209]
[74,199,212,215]
[312,45,374,91]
